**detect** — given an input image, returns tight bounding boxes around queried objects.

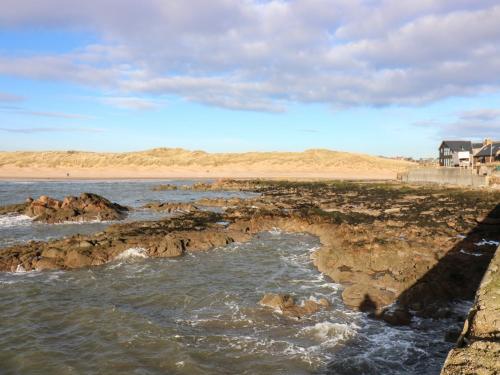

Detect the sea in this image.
[0,180,467,375]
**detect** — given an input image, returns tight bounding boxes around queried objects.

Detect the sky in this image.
[0,0,499,158]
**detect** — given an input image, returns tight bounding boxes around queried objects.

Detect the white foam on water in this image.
[0,214,32,228]
[459,249,483,256]
[15,264,27,273]
[474,239,500,246]
[268,227,282,235]
[115,247,149,260]
[56,218,113,225]
[303,321,358,342]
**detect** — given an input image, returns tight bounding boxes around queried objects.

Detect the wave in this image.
[303,321,358,342]
[474,239,500,246]
[115,247,149,260]
[0,214,32,228]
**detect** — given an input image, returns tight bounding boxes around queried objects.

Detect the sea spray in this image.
[115,247,149,260]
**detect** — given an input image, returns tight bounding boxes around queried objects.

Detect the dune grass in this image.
[0,148,415,172]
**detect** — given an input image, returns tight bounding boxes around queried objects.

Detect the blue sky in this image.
[1,1,499,157]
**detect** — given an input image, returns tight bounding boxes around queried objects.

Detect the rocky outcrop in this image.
[142,201,198,213]
[151,184,179,191]
[0,201,29,215]
[0,211,250,272]
[0,193,128,223]
[441,245,500,374]
[151,179,268,192]
[1,181,499,327]
[259,293,329,319]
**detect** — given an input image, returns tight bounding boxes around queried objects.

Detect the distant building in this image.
[438,140,472,167]
[474,141,500,164]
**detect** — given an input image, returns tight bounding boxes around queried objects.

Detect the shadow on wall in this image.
[352,204,500,321]
[325,204,500,375]
[394,203,500,316]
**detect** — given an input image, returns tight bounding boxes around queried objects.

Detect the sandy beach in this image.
[0,166,404,180]
[0,148,413,180]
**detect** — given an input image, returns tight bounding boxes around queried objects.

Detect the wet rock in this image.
[379,305,412,326]
[0,202,28,215]
[259,294,329,319]
[151,235,185,257]
[143,202,197,213]
[259,293,295,310]
[41,248,64,258]
[341,285,396,313]
[78,241,94,249]
[17,193,128,223]
[34,257,58,271]
[151,184,178,191]
[65,250,92,268]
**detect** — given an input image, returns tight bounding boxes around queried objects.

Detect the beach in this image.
[0,148,414,180]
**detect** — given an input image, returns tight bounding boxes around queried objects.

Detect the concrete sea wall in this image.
[441,245,500,374]
[401,168,489,187]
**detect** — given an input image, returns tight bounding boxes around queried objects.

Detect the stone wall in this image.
[401,167,489,187]
[441,245,500,374]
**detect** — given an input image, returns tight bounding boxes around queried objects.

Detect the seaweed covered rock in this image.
[142,201,198,213]
[7,193,129,223]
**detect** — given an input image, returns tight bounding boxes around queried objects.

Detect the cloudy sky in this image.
[1,0,499,157]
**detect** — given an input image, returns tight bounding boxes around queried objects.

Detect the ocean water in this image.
[0,180,254,248]
[0,181,465,374]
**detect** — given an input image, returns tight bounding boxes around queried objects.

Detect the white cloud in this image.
[101,96,160,110]
[0,1,499,111]
[0,92,24,102]
[23,111,92,119]
[414,108,500,139]
[0,106,92,119]
[458,109,500,121]
[0,126,104,133]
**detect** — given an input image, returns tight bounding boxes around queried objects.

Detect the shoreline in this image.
[1,179,499,373]
[0,167,400,181]
[0,176,396,182]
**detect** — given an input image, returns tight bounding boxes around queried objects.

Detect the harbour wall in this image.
[400,168,489,187]
[441,244,500,374]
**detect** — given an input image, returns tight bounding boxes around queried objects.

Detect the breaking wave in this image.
[115,247,149,260]
[0,214,32,228]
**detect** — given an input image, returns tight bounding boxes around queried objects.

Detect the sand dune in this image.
[0,148,415,179]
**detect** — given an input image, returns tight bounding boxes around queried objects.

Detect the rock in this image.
[317,298,330,308]
[259,293,295,310]
[143,202,197,213]
[384,207,401,214]
[151,235,185,257]
[64,250,92,268]
[41,248,64,258]
[0,202,29,215]
[259,294,329,319]
[151,184,178,191]
[78,241,94,249]
[21,193,128,223]
[379,306,412,326]
[341,284,396,312]
[34,257,58,271]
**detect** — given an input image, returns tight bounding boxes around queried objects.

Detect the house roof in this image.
[472,142,484,149]
[440,140,472,152]
[475,143,500,157]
